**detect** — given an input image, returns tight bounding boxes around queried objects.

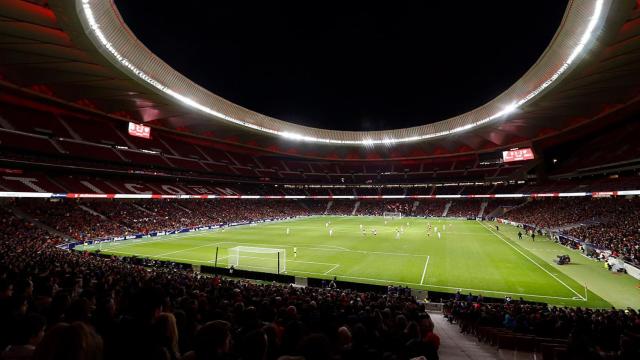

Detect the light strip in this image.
[80,0,604,146]
[1,190,635,199]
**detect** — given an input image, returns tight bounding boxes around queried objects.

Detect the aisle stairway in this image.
[431,313,498,360]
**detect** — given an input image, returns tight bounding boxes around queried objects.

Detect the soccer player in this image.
[360,224,363,230]
[531,233,536,242]
[294,247,297,258]
[518,231,523,240]
[286,227,290,235]
[373,228,377,236]
[496,225,499,231]
[395,228,400,239]
[325,222,329,228]
[437,231,441,239]
[361,228,366,236]
[434,226,438,233]
[329,228,334,237]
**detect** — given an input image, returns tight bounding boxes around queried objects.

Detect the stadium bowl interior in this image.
[0,0,640,359]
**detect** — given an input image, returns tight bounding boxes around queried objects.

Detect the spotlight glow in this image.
[80,0,604,146]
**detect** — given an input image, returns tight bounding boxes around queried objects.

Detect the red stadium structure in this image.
[1,1,640,359]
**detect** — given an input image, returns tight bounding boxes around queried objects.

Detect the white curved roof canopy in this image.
[76,0,607,146]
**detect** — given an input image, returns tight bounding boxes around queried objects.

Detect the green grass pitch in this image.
[77,216,640,308]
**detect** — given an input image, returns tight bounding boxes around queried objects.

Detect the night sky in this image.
[115,1,568,131]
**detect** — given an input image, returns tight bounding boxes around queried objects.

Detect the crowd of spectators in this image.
[357,201,413,217]
[445,201,482,218]
[9,199,314,240]
[6,195,640,270]
[565,198,640,266]
[502,197,640,266]
[413,201,447,217]
[445,299,640,359]
[15,200,127,240]
[0,209,442,360]
[502,198,602,229]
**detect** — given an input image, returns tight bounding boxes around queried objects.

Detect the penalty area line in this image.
[420,256,430,285]
[324,264,340,275]
[84,250,580,302]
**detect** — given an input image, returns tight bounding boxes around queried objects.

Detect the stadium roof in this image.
[1,0,640,160]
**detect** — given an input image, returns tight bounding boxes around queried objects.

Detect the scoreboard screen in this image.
[128,122,151,139]
[502,148,534,162]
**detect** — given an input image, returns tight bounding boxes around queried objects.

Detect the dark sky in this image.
[115,1,568,131]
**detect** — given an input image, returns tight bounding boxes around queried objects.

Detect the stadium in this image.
[0,0,640,359]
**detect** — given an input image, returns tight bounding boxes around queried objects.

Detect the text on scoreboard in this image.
[128,122,151,139]
[502,148,534,162]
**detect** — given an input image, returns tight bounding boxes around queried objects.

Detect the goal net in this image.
[227,246,286,273]
[383,212,402,220]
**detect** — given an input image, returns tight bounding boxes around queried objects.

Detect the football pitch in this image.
[76,216,639,308]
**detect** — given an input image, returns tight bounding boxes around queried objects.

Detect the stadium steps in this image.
[158,138,180,156]
[47,138,67,154]
[484,206,506,219]
[131,203,155,215]
[47,176,70,193]
[478,201,488,218]
[443,201,452,217]
[113,124,137,149]
[325,201,333,214]
[431,314,499,360]
[502,198,532,215]
[7,206,72,241]
[195,145,214,162]
[57,116,83,141]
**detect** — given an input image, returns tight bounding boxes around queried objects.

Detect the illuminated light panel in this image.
[502,148,535,162]
[1,190,639,199]
[80,0,604,146]
[128,122,151,139]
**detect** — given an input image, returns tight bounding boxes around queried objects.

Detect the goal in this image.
[227,246,286,273]
[383,212,402,220]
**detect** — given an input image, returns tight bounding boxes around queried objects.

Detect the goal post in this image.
[227,246,286,273]
[383,211,402,220]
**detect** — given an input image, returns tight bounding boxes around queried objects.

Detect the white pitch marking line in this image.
[97,250,579,301]
[208,255,230,263]
[323,264,340,275]
[420,256,430,285]
[215,241,428,257]
[155,243,218,258]
[479,221,586,301]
